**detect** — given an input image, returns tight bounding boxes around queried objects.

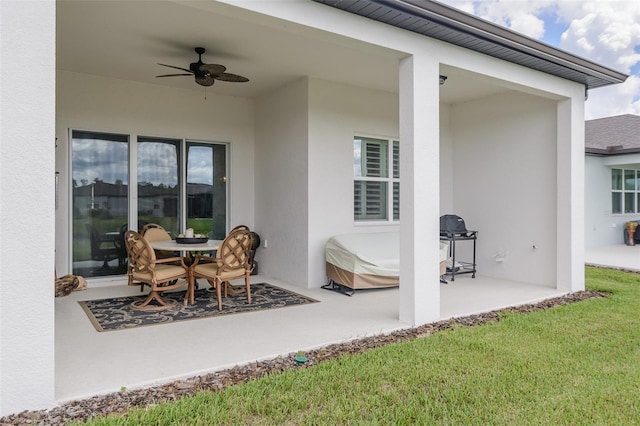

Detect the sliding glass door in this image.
[71,131,129,277]
[186,142,227,240]
[70,131,228,278]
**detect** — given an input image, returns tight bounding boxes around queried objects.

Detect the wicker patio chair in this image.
[124,230,190,311]
[190,227,253,311]
[141,223,176,259]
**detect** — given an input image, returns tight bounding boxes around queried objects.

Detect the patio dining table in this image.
[149,239,222,254]
[149,239,223,304]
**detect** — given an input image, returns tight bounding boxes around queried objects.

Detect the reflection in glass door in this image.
[70,133,228,278]
[137,137,181,236]
[71,131,129,277]
[187,142,227,239]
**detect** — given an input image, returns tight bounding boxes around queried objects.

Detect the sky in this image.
[438,0,640,120]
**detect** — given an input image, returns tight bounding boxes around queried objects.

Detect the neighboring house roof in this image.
[585,114,640,156]
[313,0,628,90]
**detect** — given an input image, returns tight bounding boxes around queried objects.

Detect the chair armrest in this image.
[191,254,221,268]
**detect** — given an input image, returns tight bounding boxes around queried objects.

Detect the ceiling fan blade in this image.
[213,72,250,83]
[158,63,193,74]
[156,73,192,77]
[195,76,215,87]
[199,63,226,74]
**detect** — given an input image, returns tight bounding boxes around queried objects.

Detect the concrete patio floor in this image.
[55,273,564,404]
[51,244,640,405]
[585,244,640,271]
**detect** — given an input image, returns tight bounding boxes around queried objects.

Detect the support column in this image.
[556,96,585,292]
[398,55,441,325]
[0,0,56,416]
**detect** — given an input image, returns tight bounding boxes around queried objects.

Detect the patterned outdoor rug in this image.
[79,283,318,332]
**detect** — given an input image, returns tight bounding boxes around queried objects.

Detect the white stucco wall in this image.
[0,0,56,416]
[224,0,588,305]
[450,91,558,286]
[254,78,310,285]
[55,71,255,279]
[585,155,640,247]
[439,105,454,213]
[307,79,400,286]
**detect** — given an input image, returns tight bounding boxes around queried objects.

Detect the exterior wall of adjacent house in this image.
[585,154,640,247]
[55,71,256,279]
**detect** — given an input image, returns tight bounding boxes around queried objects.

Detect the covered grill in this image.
[439,215,477,282]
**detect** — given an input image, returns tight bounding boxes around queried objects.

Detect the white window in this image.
[353,136,399,222]
[612,168,640,214]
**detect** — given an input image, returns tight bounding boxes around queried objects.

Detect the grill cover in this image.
[440,215,468,234]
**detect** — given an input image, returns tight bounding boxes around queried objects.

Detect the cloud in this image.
[587,74,640,119]
[558,1,640,73]
[438,0,640,119]
[472,0,554,39]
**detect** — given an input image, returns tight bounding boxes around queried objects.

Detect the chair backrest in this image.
[124,230,157,272]
[85,223,101,254]
[230,225,260,250]
[216,228,252,271]
[230,224,250,232]
[141,223,172,243]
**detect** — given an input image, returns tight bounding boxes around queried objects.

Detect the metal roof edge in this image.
[313,0,628,89]
[376,0,628,86]
[586,148,640,156]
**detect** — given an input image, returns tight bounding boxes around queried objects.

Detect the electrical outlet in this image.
[263,239,268,248]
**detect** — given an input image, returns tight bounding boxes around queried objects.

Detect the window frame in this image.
[353,135,399,224]
[611,167,639,215]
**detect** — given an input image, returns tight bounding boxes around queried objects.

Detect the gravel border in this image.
[0,289,607,425]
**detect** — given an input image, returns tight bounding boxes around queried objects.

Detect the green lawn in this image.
[79,267,640,425]
[72,217,214,261]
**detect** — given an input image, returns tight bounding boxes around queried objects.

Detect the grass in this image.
[72,217,215,261]
[78,267,640,425]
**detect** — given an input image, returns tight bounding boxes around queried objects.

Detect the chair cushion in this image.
[193,262,246,281]
[132,264,187,283]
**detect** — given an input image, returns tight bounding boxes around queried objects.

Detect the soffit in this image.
[313,0,628,90]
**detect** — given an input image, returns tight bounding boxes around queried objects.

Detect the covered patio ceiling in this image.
[56,0,506,104]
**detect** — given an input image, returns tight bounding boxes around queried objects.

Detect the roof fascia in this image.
[384,0,627,86]
[587,148,640,156]
[313,0,628,89]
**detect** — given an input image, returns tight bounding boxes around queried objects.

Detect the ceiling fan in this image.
[156,47,249,87]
